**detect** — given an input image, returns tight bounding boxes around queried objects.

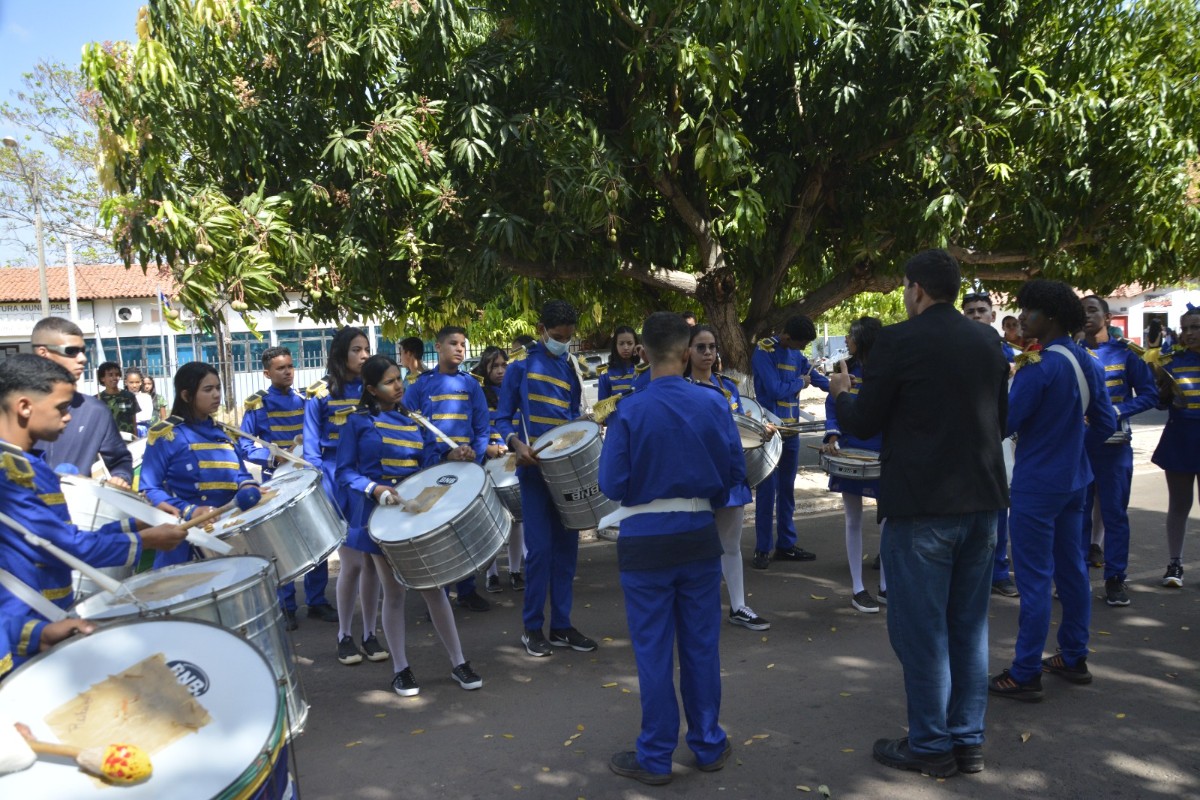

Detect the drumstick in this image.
[398,405,461,451]
[21,733,153,784]
[179,486,263,532]
[806,444,878,462]
[216,422,310,467]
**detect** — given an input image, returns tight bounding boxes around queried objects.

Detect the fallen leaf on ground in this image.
[1020,732,1032,743]
[346,741,362,748]
[411,729,424,735]
[841,748,854,752]
[818,785,831,798]
[839,692,851,697]
[602,682,618,688]
[753,734,770,740]
[1115,713,1126,719]
[503,733,515,739]
[811,594,827,600]
[767,663,776,669]
[797,786,811,793]
[577,724,585,731]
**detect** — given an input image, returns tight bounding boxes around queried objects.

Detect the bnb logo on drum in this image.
[167,660,211,697]
[564,485,601,502]
[436,476,458,486]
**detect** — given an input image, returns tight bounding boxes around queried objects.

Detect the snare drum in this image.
[819,447,882,480]
[0,618,292,800]
[734,414,782,488]
[485,454,522,521]
[74,557,309,738]
[536,420,620,530]
[369,462,511,590]
[199,467,344,585]
[60,475,150,600]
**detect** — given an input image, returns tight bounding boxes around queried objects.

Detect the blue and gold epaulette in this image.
[0,441,34,490]
[472,373,485,387]
[509,346,528,362]
[148,415,183,445]
[1014,351,1042,371]
[596,364,609,375]
[756,337,777,353]
[306,379,329,399]
[634,362,650,375]
[244,389,268,412]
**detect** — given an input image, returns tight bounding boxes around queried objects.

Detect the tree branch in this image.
[498,254,698,294]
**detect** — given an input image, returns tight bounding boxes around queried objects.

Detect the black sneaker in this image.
[549,627,598,652]
[392,667,419,696]
[872,737,958,778]
[306,602,338,622]
[451,661,483,690]
[284,610,298,631]
[337,635,363,666]
[988,669,1044,702]
[1104,577,1131,607]
[870,553,881,570]
[953,744,984,774]
[697,741,732,772]
[521,628,553,657]
[609,751,671,785]
[851,590,879,614]
[1087,544,1104,568]
[485,574,502,593]
[456,592,491,612]
[775,546,816,562]
[729,606,770,631]
[361,634,389,662]
[876,588,887,604]
[1042,653,1092,684]
[991,578,1019,597]
[1162,562,1184,588]
[751,551,770,570]
[509,572,525,591]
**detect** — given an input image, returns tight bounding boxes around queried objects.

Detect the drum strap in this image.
[598,497,712,530]
[0,567,68,622]
[1046,345,1089,417]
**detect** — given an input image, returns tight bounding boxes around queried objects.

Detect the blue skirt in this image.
[1152,416,1200,474]
[345,525,383,556]
[829,475,879,498]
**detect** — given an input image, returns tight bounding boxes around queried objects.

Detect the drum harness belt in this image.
[0,567,68,622]
[597,498,712,530]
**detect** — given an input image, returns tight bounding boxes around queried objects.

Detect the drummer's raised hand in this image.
[511,438,539,467]
[138,521,189,551]
[106,475,131,490]
[447,445,476,462]
[828,358,852,398]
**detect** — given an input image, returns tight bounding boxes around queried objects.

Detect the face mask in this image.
[543,336,570,357]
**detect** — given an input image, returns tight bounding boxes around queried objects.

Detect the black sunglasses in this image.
[34,343,88,358]
[963,292,990,304]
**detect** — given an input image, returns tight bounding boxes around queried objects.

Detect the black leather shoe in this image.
[609,751,671,785]
[775,546,816,562]
[873,737,958,778]
[284,610,299,631]
[953,744,984,774]
[751,551,770,570]
[305,603,338,622]
[697,741,732,772]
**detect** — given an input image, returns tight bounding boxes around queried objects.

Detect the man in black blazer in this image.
[829,248,1009,778]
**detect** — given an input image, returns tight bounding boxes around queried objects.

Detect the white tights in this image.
[366,555,465,672]
[335,546,381,639]
[843,494,886,594]
[715,506,747,612]
[487,521,526,577]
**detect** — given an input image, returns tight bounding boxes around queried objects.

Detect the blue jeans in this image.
[1083,445,1134,581]
[754,435,800,552]
[992,510,1011,583]
[881,512,996,755]
[620,557,726,774]
[1008,489,1090,682]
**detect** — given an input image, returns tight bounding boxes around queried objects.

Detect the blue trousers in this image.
[518,466,579,631]
[992,510,1011,583]
[1008,489,1090,683]
[881,512,995,755]
[619,557,726,775]
[754,435,799,552]
[277,564,330,612]
[1083,444,1134,581]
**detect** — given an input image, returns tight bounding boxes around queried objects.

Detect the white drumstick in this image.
[399,405,461,451]
[216,421,310,467]
[0,510,123,595]
[71,485,233,554]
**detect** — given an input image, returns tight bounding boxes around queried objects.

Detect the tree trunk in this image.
[212,308,237,414]
[697,266,752,373]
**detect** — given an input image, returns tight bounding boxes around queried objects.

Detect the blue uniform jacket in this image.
[335,409,436,537]
[599,376,744,536]
[823,363,883,453]
[1007,338,1117,494]
[1086,338,1158,449]
[141,417,255,516]
[691,373,753,508]
[1159,347,1200,420]
[0,611,47,680]
[402,369,490,464]
[0,441,140,612]
[496,342,582,445]
[751,337,829,425]
[239,385,306,474]
[598,362,637,401]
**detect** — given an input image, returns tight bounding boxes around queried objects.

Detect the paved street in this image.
[291,417,1199,799]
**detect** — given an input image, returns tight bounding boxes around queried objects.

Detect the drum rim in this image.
[821,447,880,463]
[367,461,489,541]
[0,617,284,799]
[74,556,274,619]
[215,469,321,534]
[534,419,601,459]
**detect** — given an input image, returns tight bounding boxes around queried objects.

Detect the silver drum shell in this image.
[735,415,782,488]
[485,456,523,521]
[538,421,620,530]
[820,448,882,480]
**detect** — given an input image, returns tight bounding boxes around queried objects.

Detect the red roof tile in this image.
[0,264,176,302]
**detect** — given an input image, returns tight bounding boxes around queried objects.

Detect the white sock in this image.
[715,506,747,611]
[844,494,865,594]
[369,555,408,672]
[421,588,466,667]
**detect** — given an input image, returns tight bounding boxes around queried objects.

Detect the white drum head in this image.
[0,619,280,800]
[370,462,488,543]
[210,469,318,534]
[484,454,520,488]
[75,557,272,620]
[535,420,600,459]
[739,396,765,421]
[734,414,768,450]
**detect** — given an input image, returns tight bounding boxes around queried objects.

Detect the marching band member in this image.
[335,355,482,695]
[474,348,526,593]
[0,356,184,671]
[1081,296,1158,606]
[402,326,492,613]
[240,345,308,629]
[751,315,829,569]
[1151,304,1200,588]
[400,336,429,387]
[304,327,378,633]
[597,326,639,401]
[599,312,742,785]
[821,317,887,613]
[989,281,1116,701]
[496,300,598,658]
[685,325,770,631]
[141,362,258,568]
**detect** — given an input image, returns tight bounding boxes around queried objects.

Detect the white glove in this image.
[379,491,403,507]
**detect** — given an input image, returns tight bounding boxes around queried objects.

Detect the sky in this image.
[1,0,144,264]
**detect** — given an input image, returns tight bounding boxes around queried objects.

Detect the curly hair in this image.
[1016,279,1085,334]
